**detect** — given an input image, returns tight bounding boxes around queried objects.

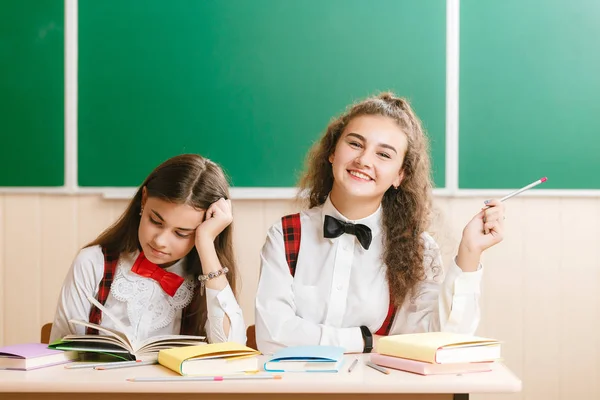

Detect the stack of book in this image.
[372,332,501,376]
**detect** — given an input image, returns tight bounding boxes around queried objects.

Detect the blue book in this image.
[264,345,345,372]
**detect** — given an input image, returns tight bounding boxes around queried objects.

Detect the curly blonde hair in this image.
[299,92,433,306]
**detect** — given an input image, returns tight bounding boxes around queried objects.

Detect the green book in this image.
[49,319,206,361]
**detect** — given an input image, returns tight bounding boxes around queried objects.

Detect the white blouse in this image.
[255,196,483,354]
[50,245,246,345]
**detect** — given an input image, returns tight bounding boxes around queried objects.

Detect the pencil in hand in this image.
[484,177,548,207]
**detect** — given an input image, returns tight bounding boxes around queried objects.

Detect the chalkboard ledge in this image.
[1,187,599,199]
[96,187,300,200]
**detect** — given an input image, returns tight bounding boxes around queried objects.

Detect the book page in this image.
[136,335,206,355]
[67,320,133,353]
[85,295,136,347]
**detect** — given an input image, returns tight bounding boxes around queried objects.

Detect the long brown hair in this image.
[299,92,433,306]
[87,154,238,335]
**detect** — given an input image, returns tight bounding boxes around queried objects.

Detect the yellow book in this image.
[377,332,501,364]
[158,342,260,376]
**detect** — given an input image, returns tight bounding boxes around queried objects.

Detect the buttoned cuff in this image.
[447,257,483,295]
[205,284,242,318]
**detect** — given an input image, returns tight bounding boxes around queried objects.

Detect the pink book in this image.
[0,343,78,371]
[370,353,493,376]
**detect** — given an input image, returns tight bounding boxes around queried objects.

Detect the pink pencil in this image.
[499,177,547,202]
[127,374,282,382]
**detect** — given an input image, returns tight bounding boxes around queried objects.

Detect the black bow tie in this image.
[323,215,372,250]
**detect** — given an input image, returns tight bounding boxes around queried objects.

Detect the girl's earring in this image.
[139,207,143,216]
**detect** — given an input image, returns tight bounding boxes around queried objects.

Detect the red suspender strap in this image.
[86,248,119,335]
[281,213,301,277]
[375,300,396,335]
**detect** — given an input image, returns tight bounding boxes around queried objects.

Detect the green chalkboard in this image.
[0,0,64,186]
[78,0,446,188]
[459,0,600,189]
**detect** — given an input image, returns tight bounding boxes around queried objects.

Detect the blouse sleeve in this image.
[49,246,104,342]
[203,285,247,345]
[390,233,483,335]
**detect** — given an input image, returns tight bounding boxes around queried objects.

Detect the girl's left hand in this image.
[195,198,233,244]
[460,199,506,254]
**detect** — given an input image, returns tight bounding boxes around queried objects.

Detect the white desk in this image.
[0,354,521,400]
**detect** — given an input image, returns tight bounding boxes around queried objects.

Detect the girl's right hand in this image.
[195,198,233,244]
[461,199,505,254]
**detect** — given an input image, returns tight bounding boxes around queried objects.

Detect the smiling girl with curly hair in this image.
[256,92,505,354]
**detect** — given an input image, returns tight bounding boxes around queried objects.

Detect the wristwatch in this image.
[360,325,373,353]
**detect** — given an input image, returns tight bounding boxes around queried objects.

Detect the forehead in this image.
[145,197,205,227]
[342,115,408,148]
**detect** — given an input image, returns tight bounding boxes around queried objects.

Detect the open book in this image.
[49,296,206,361]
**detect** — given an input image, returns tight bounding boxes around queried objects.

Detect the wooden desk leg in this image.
[453,394,469,400]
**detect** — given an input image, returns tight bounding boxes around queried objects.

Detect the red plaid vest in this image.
[86,248,197,335]
[281,213,396,335]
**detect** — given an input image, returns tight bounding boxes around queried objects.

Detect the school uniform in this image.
[255,196,483,354]
[50,245,246,345]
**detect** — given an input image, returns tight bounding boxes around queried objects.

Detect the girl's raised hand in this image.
[195,198,233,244]
[461,199,506,254]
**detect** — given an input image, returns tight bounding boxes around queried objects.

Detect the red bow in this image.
[131,252,185,297]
